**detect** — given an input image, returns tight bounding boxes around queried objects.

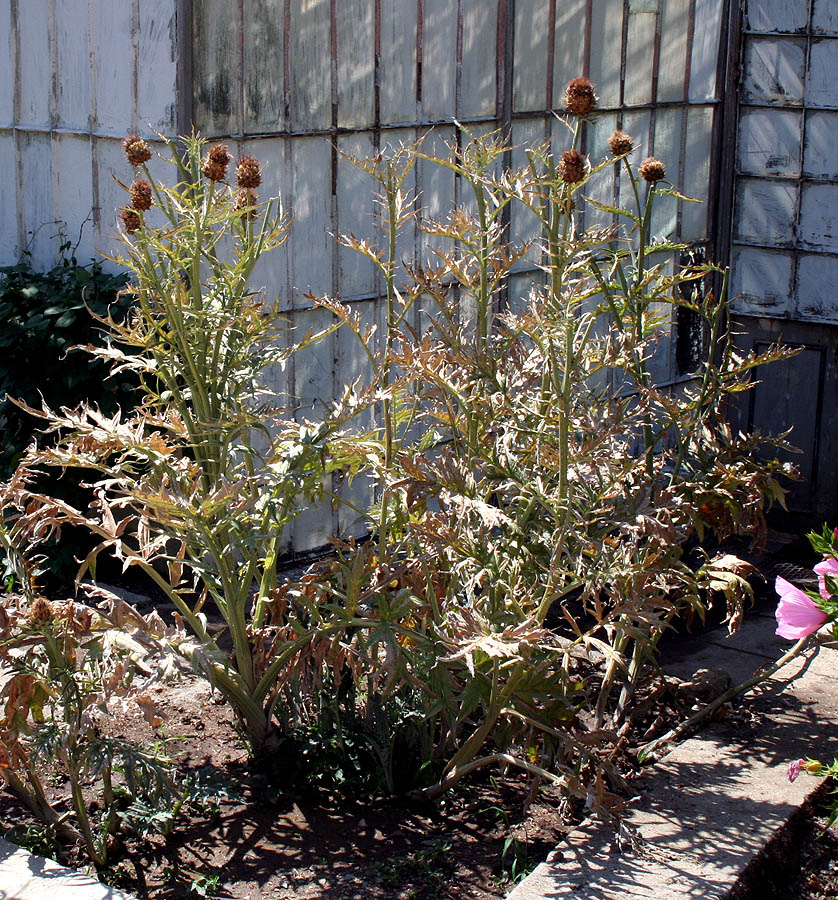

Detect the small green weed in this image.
[3,823,59,860]
[373,839,452,897]
[190,873,222,896]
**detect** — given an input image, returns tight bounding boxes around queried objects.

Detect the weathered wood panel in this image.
[243,0,285,134]
[193,2,239,136]
[336,131,378,298]
[807,39,838,109]
[737,108,802,177]
[799,183,838,250]
[589,0,624,109]
[17,0,51,128]
[416,125,456,263]
[624,6,657,107]
[513,0,549,112]
[55,0,91,131]
[681,105,713,240]
[420,0,457,121]
[651,107,683,237]
[657,0,690,103]
[734,178,797,247]
[552,0,587,103]
[796,253,838,322]
[380,0,418,123]
[583,111,619,233]
[243,136,291,310]
[53,133,96,264]
[803,110,838,179]
[689,0,724,101]
[742,36,806,107]
[138,1,178,134]
[0,3,12,126]
[745,0,808,34]
[0,134,17,261]
[19,132,53,262]
[287,135,333,299]
[459,0,498,118]
[814,0,838,35]
[730,246,794,317]
[288,0,332,132]
[90,2,134,133]
[336,0,375,129]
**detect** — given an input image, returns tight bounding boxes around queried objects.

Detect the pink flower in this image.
[774,576,828,640]
[788,758,805,782]
[814,557,838,600]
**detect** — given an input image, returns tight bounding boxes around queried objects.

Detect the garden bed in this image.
[0,671,570,899]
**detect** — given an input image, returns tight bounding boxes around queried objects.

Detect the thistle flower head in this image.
[564,77,597,116]
[122,134,152,167]
[234,188,259,219]
[608,129,634,157]
[27,597,54,624]
[236,155,261,189]
[129,179,153,211]
[202,144,231,182]
[559,148,587,184]
[639,157,666,183]
[119,207,142,234]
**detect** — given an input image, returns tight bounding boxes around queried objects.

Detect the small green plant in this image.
[190,873,222,896]
[0,507,184,866]
[3,822,60,859]
[374,840,452,897]
[0,247,133,479]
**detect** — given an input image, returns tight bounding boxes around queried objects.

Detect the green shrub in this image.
[0,247,134,479]
[0,248,136,581]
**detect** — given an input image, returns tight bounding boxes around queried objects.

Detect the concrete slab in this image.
[0,839,135,900]
[508,616,838,900]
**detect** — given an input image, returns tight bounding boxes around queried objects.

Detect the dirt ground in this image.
[0,674,573,899]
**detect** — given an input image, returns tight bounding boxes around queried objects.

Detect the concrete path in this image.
[0,838,135,900]
[508,603,838,899]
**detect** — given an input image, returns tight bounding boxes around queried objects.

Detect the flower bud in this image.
[122,134,152,167]
[27,597,54,624]
[234,188,259,219]
[564,77,597,116]
[559,148,587,184]
[236,155,261,189]
[202,144,231,182]
[639,157,666,183]
[129,179,153,211]
[119,207,142,234]
[608,130,634,157]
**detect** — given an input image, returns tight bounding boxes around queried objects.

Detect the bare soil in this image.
[0,675,573,899]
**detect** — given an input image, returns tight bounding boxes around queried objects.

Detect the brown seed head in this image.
[27,597,54,625]
[234,188,259,219]
[608,129,634,157]
[129,179,153,211]
[559,148,587,184]
[202,144,231,181]
[119,207,142,234]
[236,155,261,189]
[639,157,666,183]
[122,134,152,167]
[565,77,597,116]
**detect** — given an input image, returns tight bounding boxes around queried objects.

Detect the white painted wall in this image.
[0,0,179,270]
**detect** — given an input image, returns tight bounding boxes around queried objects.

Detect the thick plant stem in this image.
[638,634,811,763]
